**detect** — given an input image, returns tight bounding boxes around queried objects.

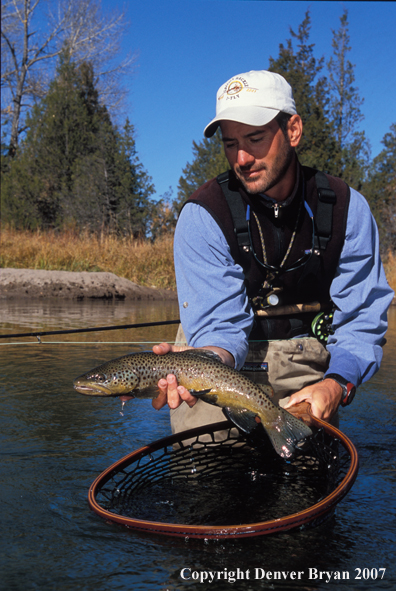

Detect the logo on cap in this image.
[226,80,243,96]
[218,76,258,102]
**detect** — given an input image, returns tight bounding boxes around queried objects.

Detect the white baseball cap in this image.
[204,70,297,138]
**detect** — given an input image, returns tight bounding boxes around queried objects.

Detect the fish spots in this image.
[77,350,314,458]
[88,372,106,382]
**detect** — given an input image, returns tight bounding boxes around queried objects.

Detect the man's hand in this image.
[151,342,234,411]
[284,378,343,422]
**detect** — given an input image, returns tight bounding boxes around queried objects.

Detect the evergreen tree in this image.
[172,9,392,244]
[327,9,370,189]
[1,56,154,236]
[112,119,155,237]
[328,10,363,147]
[364,123,396,252]
[1,0,134,156]
[175,130,229,213]
[2,56,108,228]
[268,10,340,173]
[175,10,341,217]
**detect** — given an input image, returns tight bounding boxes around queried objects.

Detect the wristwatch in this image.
[325,373,356,407]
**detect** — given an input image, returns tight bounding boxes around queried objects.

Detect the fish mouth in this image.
[73,383,113,396]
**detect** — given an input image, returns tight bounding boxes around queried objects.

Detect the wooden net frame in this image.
[87,413,358,539]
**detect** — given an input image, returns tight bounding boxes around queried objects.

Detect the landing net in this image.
[88,418,358,539]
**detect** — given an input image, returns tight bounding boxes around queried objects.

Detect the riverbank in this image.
[1,227,395,302]
[0,268,177,300]
[0,227,176,291]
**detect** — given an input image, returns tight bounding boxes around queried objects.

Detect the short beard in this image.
[235,141,295,195]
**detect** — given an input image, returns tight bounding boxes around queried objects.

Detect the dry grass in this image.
[383,250,396,295]
[1,227,395,297]
[0,227,176,291]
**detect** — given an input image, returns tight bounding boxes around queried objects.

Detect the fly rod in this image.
[0,319,180,340]
[0,302,330,339]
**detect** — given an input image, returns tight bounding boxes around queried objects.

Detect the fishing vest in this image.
[184,163,351,340]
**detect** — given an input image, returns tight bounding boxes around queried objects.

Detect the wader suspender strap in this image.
[314,171,336,251]
[217,171,251,270]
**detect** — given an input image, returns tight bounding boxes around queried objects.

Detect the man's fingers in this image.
[152,374,197,410]
[284,391,311,409]
[152,342,172,355]
[152,342,196,356]
[165,374,181,409]
[152,379,167,410]
[284,381,342,422]
[178,386,197,408]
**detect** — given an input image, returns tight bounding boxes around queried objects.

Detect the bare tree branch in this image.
[1,0,136,155]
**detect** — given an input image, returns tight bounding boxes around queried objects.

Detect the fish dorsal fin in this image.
[222,407,259,434]
[180,349,223,363]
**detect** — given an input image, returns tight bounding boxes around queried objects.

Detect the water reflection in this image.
[0,300,395,591]
[0,297,179,343]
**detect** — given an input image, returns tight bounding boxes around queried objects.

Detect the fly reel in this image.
[311,311,334,343]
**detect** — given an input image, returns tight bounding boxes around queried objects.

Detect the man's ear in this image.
[287,114,303,148]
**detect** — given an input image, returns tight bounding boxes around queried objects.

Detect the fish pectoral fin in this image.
[222,407,259,434]
[189,388,214,403]
[190,388,212,395]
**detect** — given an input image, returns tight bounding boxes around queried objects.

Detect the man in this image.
[152,70,393,433]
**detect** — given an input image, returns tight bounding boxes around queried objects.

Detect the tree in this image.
[327,10,363,148]
[1,56,96,228]
[364,123,396,252]
[269,10,340,174]
[173,9,393,238]
[175,130,229,214]
[175,11,336,212]
[1,0,135,156]
[148,188,178,240]
[1,57,154,236]
[110,118,155,238]
[327,9,370,189]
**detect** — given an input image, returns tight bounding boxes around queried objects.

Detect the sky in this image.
[102,1,395,200]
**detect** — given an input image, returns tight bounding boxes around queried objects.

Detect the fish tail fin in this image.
[264,407,313,459]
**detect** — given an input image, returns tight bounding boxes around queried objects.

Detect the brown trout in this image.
[73,350,312,458]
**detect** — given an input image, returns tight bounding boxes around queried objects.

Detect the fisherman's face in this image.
[220,116,301,201]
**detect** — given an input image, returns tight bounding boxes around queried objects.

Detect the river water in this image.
[0,299,395,591]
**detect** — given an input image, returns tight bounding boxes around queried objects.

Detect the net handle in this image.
[88,412,359,539]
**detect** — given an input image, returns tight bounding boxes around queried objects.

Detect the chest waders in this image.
[217,170,338,418]
[171,171,345,437]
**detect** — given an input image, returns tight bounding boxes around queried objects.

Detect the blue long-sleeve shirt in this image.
[174,187,394,387]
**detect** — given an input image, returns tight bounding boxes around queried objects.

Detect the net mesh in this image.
[88,419,358,538]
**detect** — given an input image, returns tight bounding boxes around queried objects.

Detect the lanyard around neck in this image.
[245,197,315,276]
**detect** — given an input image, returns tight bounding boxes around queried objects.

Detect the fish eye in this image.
[92,372,106,382]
